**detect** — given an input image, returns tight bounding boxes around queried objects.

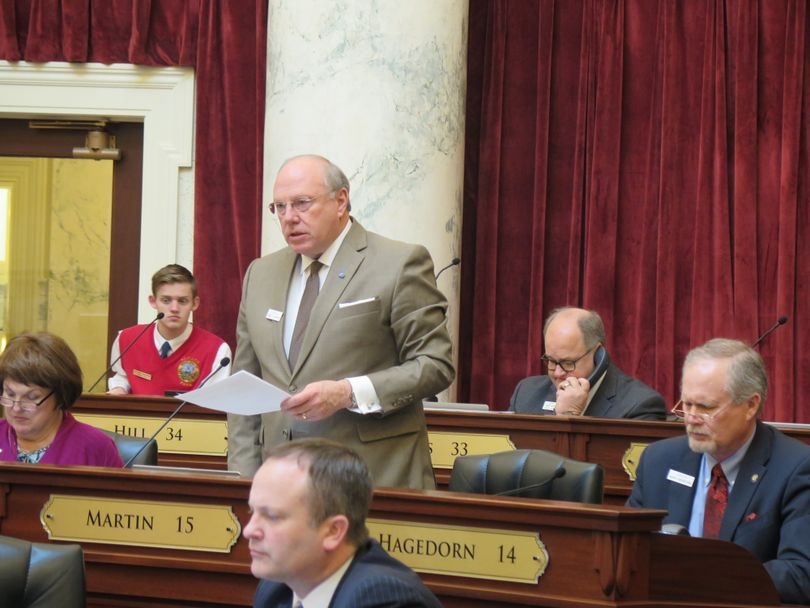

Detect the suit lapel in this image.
[585,365,617,417]
[666,447,702,525]
[291,221,367,377]
[720,423,770,541]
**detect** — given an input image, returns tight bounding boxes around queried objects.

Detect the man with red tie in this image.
[627,338,810,605]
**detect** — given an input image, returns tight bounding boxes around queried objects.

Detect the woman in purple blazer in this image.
[0,332,122,467]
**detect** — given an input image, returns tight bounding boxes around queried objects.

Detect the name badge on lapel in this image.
[666,469,695,487]
[265,308,283,322]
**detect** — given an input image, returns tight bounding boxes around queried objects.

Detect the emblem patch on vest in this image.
[176,358,202,386]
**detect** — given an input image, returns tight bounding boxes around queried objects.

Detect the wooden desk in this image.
[0,463,780,607]
[424,412,810,504]
[72,395,810,504]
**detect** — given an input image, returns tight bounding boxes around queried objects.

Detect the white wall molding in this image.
[0,61,195,321]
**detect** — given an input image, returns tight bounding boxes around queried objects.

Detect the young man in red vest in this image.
[108,264,231,396]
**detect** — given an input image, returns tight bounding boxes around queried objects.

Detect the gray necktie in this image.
[288,261,322,369]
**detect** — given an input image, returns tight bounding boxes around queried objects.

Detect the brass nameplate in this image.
[368,518,547,583]
[75,414,227,456]
[41,495,240,553]
[622,442,649,481]
[427,431,515,469]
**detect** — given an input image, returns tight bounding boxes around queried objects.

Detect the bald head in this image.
[542,307,605,387]
[278,155,351,201]
[272,155,352,258]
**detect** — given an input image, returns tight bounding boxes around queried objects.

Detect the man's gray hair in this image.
[543,307,606,349]
[683,338,768,408]
[322,159,350,195]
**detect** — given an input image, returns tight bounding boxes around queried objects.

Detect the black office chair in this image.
[0,535,86,608]
[449,449,604,504]
[101,429,158,467]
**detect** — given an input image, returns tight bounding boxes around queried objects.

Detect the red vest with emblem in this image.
[119,325,224,395]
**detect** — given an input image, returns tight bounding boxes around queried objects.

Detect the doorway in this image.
[0,119,143,391]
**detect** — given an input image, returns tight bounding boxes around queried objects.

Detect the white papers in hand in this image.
[179,370,289,415]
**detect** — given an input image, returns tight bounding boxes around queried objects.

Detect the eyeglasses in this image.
[268,190,336,216]
[541,345,596,372]
[671,400,733,422]
[0,390,54,412]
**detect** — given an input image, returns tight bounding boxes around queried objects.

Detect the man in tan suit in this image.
[227,154,454,488]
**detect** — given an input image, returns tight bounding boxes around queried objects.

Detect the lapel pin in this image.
[338,271,346,279]
[751,474,759,482]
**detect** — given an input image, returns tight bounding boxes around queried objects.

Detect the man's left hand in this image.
[281,380,353,422]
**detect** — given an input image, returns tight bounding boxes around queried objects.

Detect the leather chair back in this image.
[0,535,85,608]
[449,449,604,504]
[101,429,158,467]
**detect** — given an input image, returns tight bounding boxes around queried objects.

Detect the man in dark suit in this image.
[227,154,454,488]
[627,338,810,605]
[509,307,665,419]
[245,438,443,608]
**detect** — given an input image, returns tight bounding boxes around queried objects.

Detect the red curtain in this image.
[0,0,265,349]
[461,0,810,422]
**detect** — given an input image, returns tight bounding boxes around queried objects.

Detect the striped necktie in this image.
[288,261,322,369]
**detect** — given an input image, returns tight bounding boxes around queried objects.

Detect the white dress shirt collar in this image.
[292,553,353,608]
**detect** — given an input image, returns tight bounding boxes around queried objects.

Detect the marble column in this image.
[264,1,468,399]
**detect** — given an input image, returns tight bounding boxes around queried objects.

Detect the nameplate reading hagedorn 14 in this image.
[427,431,516,469]
[74,413,228,456]
[40,495,241,553]
[367,519,548,583]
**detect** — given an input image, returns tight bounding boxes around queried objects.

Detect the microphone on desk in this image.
[435,257,460,280]
[123,357,230,467]
[494,461,566,497]
[751,315,789,349]
[88,312,165,393]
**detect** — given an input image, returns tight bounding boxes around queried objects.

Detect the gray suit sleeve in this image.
[227,260,264,476]
[366,244,454,410]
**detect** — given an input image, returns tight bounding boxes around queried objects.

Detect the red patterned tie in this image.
[703,463,728,538]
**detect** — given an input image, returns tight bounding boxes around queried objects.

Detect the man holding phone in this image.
[510,307,666,419]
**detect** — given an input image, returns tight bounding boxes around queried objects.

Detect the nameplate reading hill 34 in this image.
[427,431,516,469]
[366,519,548,583]
[73,413,227,456]
[40,495,241,553]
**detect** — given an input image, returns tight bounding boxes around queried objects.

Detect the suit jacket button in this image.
[289,385,297,392]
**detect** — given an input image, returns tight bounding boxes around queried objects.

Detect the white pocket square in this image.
[338,297,377,309]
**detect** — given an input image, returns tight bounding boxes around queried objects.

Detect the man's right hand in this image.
[554,377,590,415]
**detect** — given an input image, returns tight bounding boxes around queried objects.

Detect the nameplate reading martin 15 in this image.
[367,519,548,583]
[74,413,227,456]
[427,431,516,469]
[41,495,241,553]
[622,442,649,481]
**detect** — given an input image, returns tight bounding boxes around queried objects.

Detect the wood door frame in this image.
[0,119,143,350]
